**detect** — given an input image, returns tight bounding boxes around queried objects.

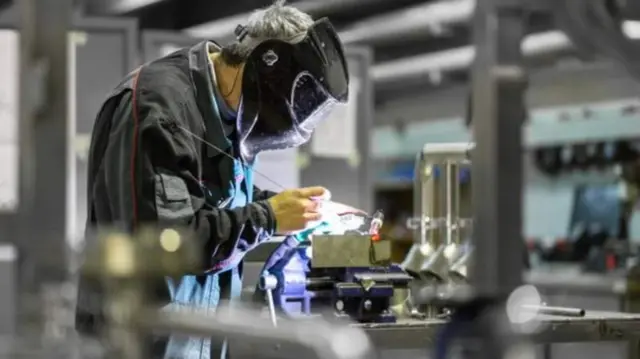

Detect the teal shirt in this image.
[163,64,254,359]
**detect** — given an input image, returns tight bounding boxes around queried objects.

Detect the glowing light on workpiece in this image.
[418,243,435,256]
[160,228,182,252]
[443,243,458,258]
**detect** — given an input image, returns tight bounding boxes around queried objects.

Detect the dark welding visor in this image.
[237,18,349,160]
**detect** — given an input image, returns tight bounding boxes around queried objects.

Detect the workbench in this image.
[525,268,635,359]
[3,309,639,359]
[362,311,640,353]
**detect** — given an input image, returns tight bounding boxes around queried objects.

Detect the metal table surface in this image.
[359,311,640,350]
[525,271,627,295]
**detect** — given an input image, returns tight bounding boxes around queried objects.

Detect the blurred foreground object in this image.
[83,227,374,359]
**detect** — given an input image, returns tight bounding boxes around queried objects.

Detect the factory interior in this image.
[3,0,640,358]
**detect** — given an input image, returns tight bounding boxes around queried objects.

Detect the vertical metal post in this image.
[414,152,434,246]
[470,0,527,297]
[445,161,460,245]
[623,267,640,359]
[16,0,72,332]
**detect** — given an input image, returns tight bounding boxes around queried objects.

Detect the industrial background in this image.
[2,0,640,358]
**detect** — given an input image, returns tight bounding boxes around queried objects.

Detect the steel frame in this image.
[11,0,73,334]
[470,0,527,298]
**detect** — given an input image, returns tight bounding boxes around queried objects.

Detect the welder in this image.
[74,1,349,358]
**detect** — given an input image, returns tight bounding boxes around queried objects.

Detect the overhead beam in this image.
[371,21,640,87]
[83,0,169,15]
[372,31,573,86]
[185,0,429,40]
[340,0,474,46]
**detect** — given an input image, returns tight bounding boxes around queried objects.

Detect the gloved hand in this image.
[266,186,327,234]
[293,201,370,242]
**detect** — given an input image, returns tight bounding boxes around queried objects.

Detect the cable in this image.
[178,125,286,191]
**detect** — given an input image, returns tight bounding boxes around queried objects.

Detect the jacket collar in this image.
[187,40,235,158]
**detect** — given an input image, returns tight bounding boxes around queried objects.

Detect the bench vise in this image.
[257,211,412,323]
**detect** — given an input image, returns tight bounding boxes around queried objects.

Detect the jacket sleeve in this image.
[102,91,276,274]
[253,186,278,201]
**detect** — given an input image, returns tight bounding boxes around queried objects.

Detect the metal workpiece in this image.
[311,234,391,268]
[402,243,450,281]
[448,247,473,283]
[470,0,528,297]
[403,143,473,282]
[413,142,472,246]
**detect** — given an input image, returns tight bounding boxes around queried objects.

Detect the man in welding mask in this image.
[75,1,349,358]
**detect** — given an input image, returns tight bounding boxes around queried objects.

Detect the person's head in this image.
[214,0,349,161]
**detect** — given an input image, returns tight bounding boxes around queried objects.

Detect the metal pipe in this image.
[414,152,437,246]
[418,143,470,247]
[372,22,640,85]
[340,0,475,46]
[445,162,454,245]
[453,162,462,243]
[402,143,470,282]
[521,305,586,317]
[372,31,572,85]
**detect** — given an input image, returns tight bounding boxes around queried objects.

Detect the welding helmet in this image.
[235,18,349,160]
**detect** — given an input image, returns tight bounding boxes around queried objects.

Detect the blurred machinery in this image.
[81,228,377,359]
[400,143,473,315]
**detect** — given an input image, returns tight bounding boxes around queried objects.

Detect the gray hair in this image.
[221,0,314,66]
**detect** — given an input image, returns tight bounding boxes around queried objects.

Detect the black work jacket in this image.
[75,41,277,336]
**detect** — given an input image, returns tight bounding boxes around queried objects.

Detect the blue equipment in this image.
[257,210,413,323]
